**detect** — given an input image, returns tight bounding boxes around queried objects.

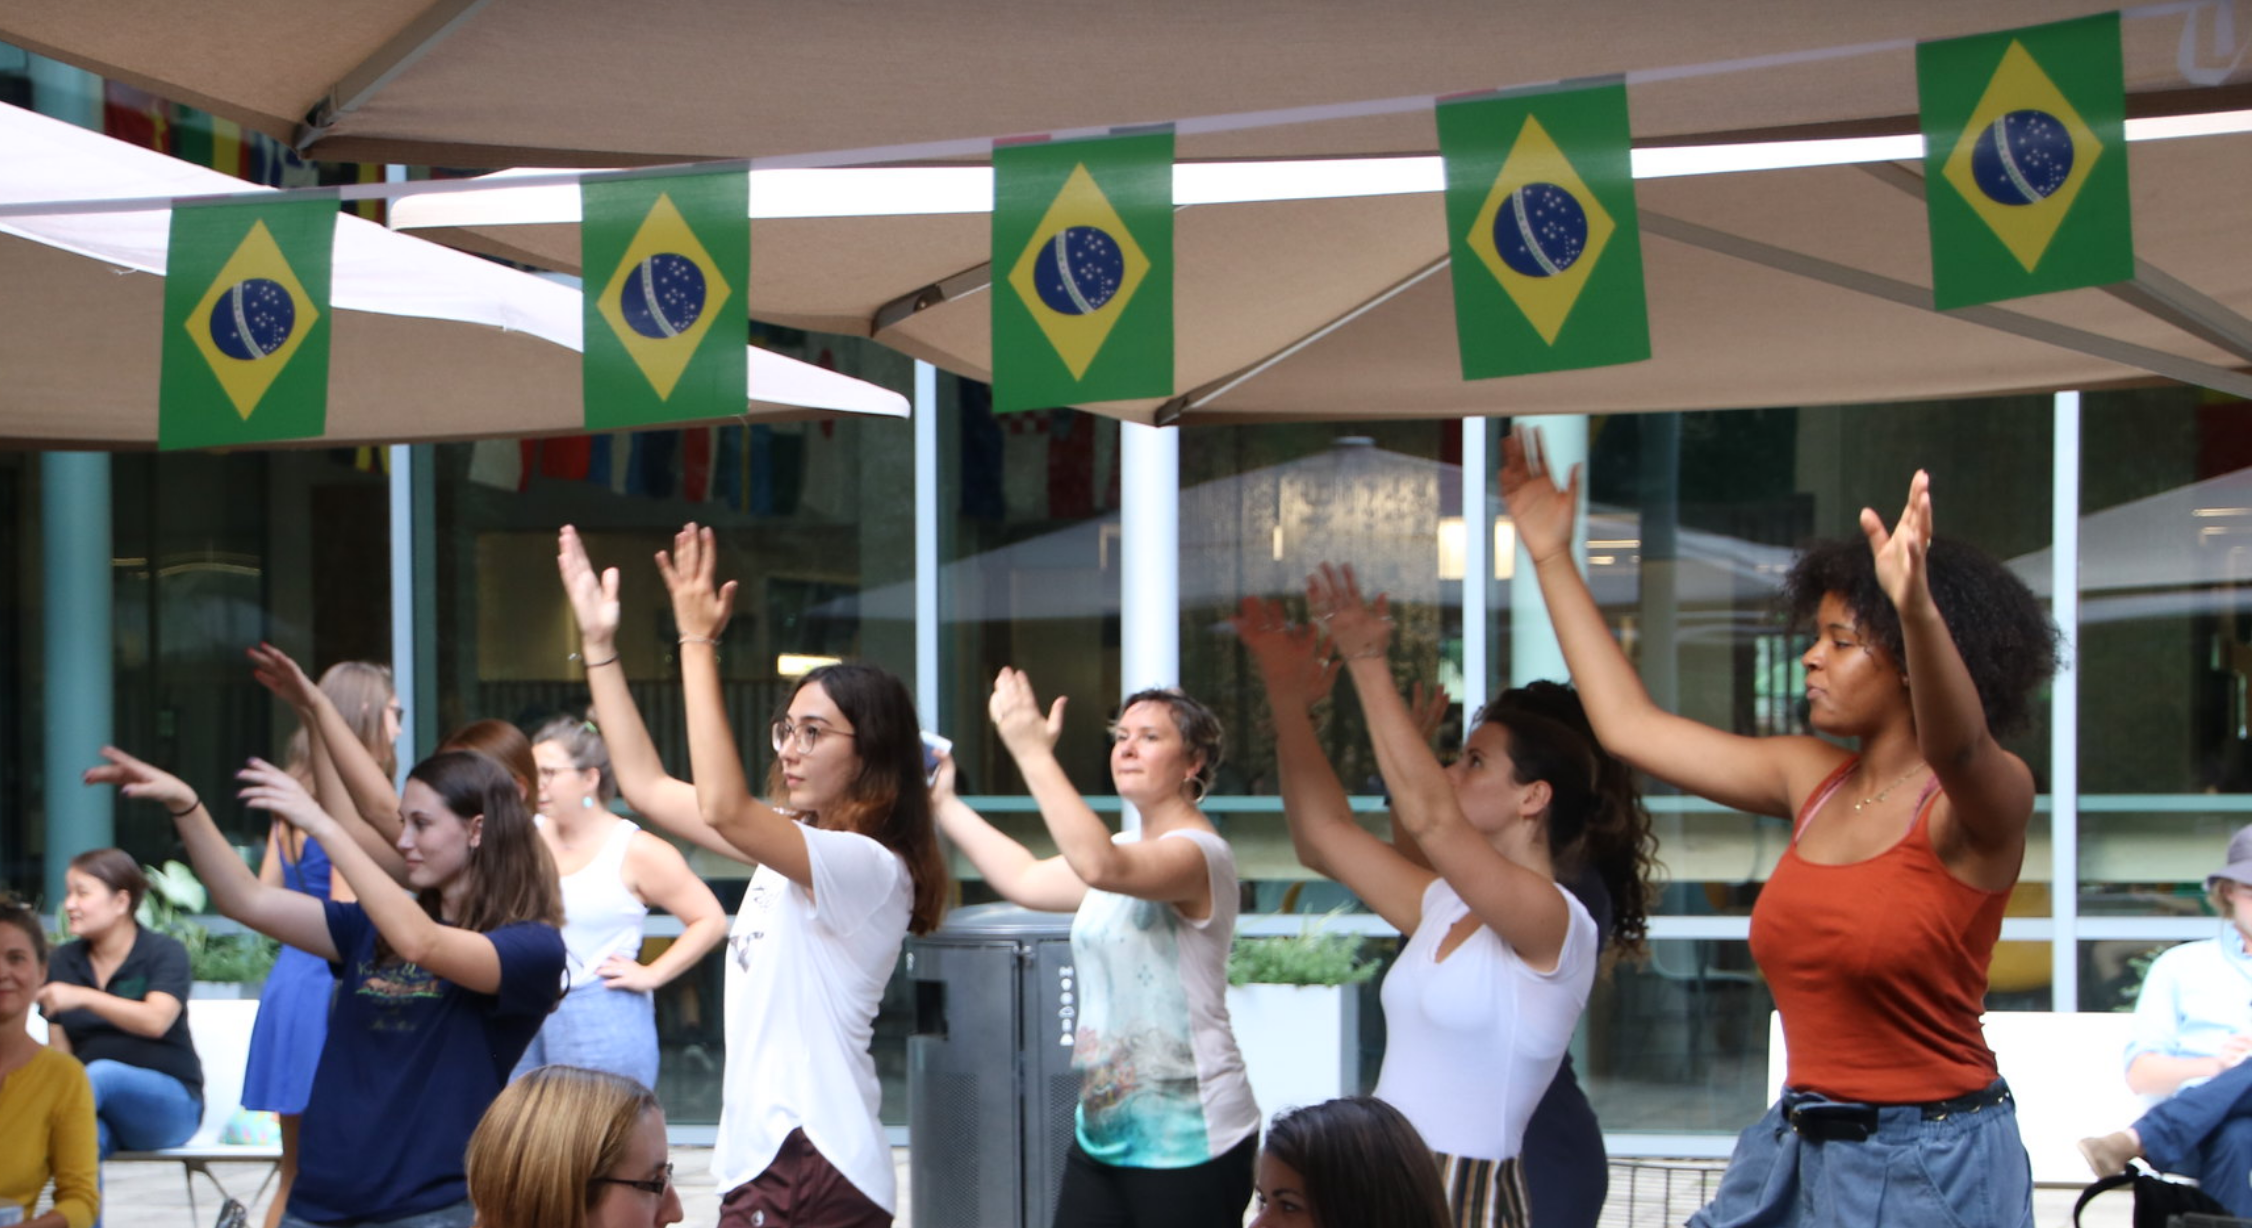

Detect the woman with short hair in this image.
[467,1065,682,1228]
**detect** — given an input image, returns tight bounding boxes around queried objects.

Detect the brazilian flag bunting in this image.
[582,166,749,430]
[1438,82,1648,380]
[1918,13,2131,309]
[991,131,1173,414]
[158,196,335,450]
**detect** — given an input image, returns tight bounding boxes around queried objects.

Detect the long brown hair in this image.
[467,1065,659,1228]
[285,661,397,781]
[388,752,561,961]
[763,663,950,935]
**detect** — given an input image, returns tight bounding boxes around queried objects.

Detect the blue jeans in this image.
[85,1059,201,1156]
[2135,1059,2252,1217]
[1689,1082,2033,1228]
[278,1201,473,1228]
[509,981,659,1089]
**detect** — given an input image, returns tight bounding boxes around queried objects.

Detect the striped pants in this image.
[1435,1152,1529,1228]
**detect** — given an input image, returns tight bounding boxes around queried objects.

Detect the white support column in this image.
[1461,418,1490,721]
[1509,415,1588,686]
[388,443,417,784]
[914,361,941,730]
[1119,422,1181,835]
[2050,391,2081,1012]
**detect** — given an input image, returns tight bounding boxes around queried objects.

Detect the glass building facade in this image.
[7,44,2251,1151]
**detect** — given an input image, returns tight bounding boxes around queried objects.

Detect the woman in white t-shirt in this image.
[1235,567,1604,1228]
[557,524,949,1228]
[933,670,1260,1228]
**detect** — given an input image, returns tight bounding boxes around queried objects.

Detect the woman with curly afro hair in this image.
[1502,425,2057,1228]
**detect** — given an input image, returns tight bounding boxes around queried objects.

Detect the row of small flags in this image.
[153,12,2131,451]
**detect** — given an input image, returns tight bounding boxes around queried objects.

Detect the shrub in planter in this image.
[1226,914,1375,1121]
[138,858,280,990]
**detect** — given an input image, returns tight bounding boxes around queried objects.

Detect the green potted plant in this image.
[1224,909,1377,1117]
[138,858,279,997]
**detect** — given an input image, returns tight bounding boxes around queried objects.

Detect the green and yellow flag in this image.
[158,196,334,450]
[1918,13,2131,309]
[991,131,1173,414]
[581,166,748,430]
[1439,82,1648,380]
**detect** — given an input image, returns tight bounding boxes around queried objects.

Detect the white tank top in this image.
[555,818,648,991]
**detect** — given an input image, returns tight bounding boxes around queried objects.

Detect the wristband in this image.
[168,798,202,817]
[679,636,721,647]
[571,650,620,669]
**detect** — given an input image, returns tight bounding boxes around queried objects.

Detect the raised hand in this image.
[1231,595,1337,711]
[236,757,338,839]
[1408,681,1454,747]
[989,667,1066,758]
[1860,469,1934,613]
[930,747,960,806]
[1306,563,1392,664]
[557,524,623,648]
[1498,424,1582,568]
[83,746,199,813]
[246,641,322,713]
[654,522,737,643]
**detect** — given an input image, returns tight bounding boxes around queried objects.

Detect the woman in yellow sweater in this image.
[1,898,98,1228]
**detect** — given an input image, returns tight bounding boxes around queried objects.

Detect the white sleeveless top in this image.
[553,817,647,992]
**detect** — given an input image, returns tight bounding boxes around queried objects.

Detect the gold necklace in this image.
[1853,764,1930,812]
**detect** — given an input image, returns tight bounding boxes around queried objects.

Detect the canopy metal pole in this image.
[915,360,941,730]
[2049,391,2082,1013]
[1119,422,1180,835]
[1460,419,1490,722]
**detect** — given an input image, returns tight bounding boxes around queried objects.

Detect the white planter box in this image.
[1225,982,1359,1126]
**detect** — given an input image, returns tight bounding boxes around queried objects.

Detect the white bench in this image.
[35,997,283,1219]
[1767,1010,2146,1185]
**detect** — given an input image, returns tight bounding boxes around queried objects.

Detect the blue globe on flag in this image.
[619,253,708,340]
[1970,109,2074,206]
[207,278,296,361]
[1493,183,1589,279]
[1032,225,1125,316]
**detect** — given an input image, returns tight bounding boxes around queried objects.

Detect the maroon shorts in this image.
[718,1128,891,1228]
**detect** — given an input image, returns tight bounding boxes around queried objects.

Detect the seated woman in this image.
[1,898,98,1228]
[467,1064,682,1228]
[1251,1097,1450,1228]
[2080,825,2252,1217]
[38,849,203,1158]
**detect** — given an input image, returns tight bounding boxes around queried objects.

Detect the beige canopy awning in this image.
[16,1,2248,423]
[396,124,2252,424]
[0,0,2239,165]
[0,102,907,447]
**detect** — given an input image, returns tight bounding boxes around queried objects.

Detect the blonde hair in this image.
[284,661,398,780]
[467,1065,658,1228]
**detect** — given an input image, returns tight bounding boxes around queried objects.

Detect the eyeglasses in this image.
[772,718,856,755]
[591,1163,672,1198]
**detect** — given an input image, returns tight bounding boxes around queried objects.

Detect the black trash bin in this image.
[907,903,1082,1228]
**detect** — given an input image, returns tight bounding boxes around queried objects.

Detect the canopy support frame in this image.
[1856,160,2252,365]
[1639,210,2252,400]
[297,0,495,151]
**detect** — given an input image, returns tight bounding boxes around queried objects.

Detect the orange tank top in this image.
[1746,757,2012,1103]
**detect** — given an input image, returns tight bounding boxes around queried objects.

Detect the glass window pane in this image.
[2079,387,2252,912]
